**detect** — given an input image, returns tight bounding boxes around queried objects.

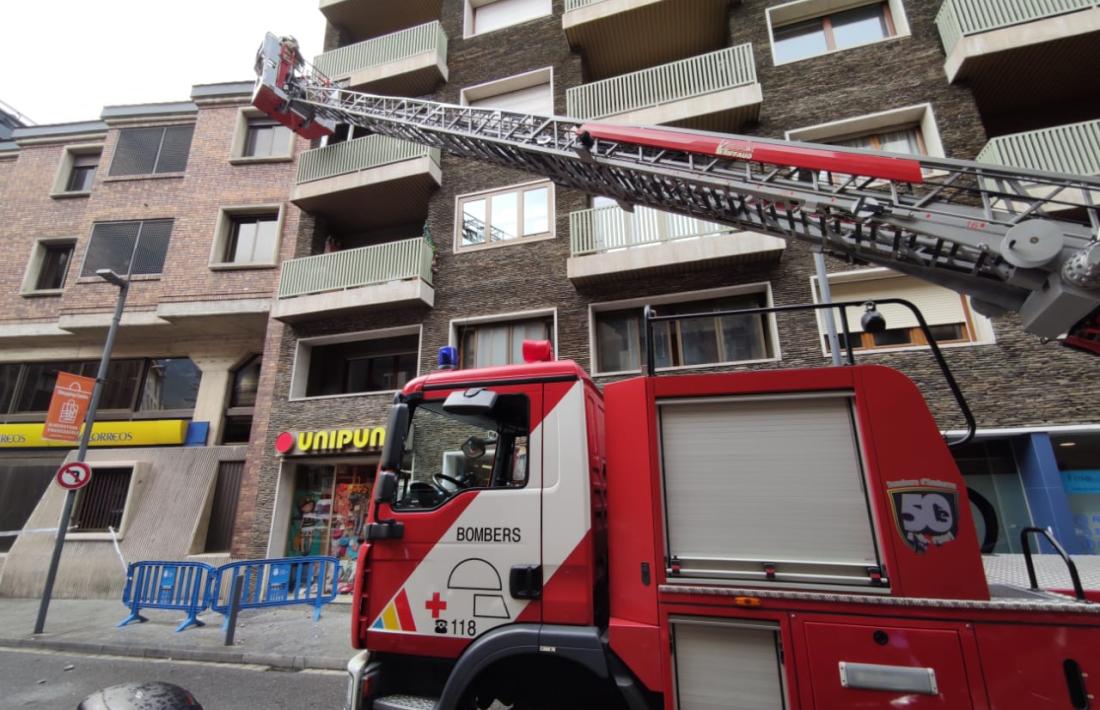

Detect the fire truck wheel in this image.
[464,656,627,710]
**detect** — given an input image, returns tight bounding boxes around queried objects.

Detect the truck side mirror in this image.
[374,470,398,505]
[380,403,409,472]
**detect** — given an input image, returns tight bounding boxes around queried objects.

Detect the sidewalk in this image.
[0,598,353,670]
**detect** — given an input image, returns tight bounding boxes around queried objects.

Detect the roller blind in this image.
[109,125,194,176]
[472,0,550,35]
[820,274,968,333]
[469,82,553,114]
[660,395,878,568]
[673,620,785,710]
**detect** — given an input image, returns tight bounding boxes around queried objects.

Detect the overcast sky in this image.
[4,1,326,125]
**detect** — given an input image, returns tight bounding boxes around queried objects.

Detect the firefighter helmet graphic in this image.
[448,558,509,620]
[888,480,960,554]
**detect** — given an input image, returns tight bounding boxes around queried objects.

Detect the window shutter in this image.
[130,220,174,275]
[823,274,968,332]
[109,127,162,176]
[82,222,140,276]
[469,83,552,114]
[155,125,194,173]
[473,0,550,35]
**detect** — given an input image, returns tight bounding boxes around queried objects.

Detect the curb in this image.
[0,637,347,671]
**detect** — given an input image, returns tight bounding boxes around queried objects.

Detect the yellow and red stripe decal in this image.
[371,588,417,632]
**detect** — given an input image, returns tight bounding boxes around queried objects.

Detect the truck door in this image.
[365,383,543,655]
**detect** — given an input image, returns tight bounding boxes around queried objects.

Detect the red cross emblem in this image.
[425,592,447,618]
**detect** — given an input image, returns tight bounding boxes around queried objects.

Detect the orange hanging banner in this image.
[42,372,96,443]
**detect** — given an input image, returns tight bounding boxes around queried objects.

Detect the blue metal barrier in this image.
[119,561,216,632]
[209,557,339,626]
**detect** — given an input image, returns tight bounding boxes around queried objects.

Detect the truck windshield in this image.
[390,394,529,510]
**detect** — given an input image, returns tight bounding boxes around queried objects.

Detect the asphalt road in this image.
[0,647,346,710]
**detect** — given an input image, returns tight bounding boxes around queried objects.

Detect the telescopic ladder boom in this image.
[253,34,1100,353]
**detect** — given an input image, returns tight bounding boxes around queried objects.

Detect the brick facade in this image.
[233,1,1100,556]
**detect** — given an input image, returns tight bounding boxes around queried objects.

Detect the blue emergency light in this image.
[438,346,458,370]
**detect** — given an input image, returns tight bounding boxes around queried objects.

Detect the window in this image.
[305,334,418,398]
[52,145,103,197]
[0,458,59,552]
[458,317,553,369]
[462,68,553,114]
[72,467,132,532]
[0,358,190,418]
[224,214,279,265]
[223,356,261,444]
[769,1,908,65]
[466,0,551,37]
[139,358,201,411]
[109,125,194,177]
[25,241,74,292]
[65,153,98,192]
[814,271,986,353]
[785,104,945,183]
[594,292,773,374]
[81,219,174,277]
[456,182,553,250]
[389,393,530,510]
[204,461,244,552]
[244,118,292,158]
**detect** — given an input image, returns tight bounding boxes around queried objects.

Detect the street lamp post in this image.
[34,269,130,634]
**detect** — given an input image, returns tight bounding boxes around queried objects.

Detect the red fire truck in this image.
[253,35,1100,710]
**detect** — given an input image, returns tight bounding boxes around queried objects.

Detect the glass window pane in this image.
[250,126,274,157]
[927,323,965,342]
[231,356,261,408]
[596,312,640,373]
[490,192,519,241]
[97,359,144,410]
[272,125,293,155]
[678,318,720,366]
[878,128,922,155]
[36,245,72,290]
[231,221,258,263]
[130,220,173,276]
[652,322,674,369]
[15,362,82,413]
[522,187,549,235]
[773,19,828,63]
[831,3,889,50]
[871,328,912,347]
[0,363,21,414]
[254,217,279,261]
[720,314,768,361]
[462,199,486,246]
[477,325,510,367]
[140,358,201,411]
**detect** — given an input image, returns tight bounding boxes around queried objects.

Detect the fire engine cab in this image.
[248,33,1100,709]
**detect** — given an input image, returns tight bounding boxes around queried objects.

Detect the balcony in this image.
[319,0,443,43]
[273,238,434,322]
[291,136,441,231]
[567,205,785,284]
[563,0,730,80]
[313,21,448,96]
[977,119,1100,211]
[565,44,761,132]
[935,0,1100,110]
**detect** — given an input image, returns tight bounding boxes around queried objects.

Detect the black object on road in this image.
[77,681,203,710]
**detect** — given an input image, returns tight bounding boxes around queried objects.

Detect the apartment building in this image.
[235,0,1100,565]
[0,82,309,597]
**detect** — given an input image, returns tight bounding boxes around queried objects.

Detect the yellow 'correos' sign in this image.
[0,420,190,448]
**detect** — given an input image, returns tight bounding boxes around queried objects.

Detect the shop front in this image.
[270,425,385,591]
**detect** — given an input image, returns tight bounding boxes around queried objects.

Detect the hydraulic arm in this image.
[254,33,1100,352]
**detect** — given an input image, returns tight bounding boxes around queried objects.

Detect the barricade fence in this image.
[118,556,339,632]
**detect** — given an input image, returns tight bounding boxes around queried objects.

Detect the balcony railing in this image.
[976,119,1100,176]
[564,0,604,9]
[312,20,447,80]
[570,205,736,256]
[295,135,439,185]
[278,238,433,299]
[936,0,1099,55]
[565,43,757,120]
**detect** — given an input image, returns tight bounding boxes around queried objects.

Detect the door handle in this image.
[509,565,542,600]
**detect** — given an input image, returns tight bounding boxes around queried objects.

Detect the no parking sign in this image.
[55,461,92,491]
